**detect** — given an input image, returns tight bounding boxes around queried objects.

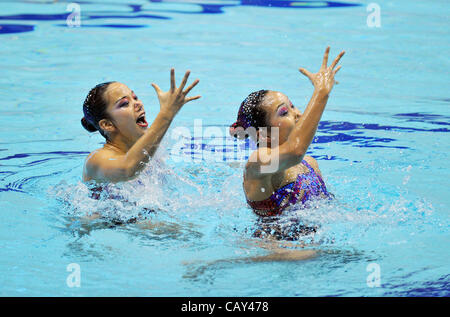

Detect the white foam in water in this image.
[285,186,438,248]
[51,148,204,224]
[50,144,247,227]
[50,156,438,251]
[49,133,441,259]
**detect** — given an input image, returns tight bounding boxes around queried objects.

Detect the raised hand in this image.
[299,47,344,95]
[151,68,200,117]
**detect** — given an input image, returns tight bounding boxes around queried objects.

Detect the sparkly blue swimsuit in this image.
[247,159,332,217]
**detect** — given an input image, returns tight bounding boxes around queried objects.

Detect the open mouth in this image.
[136,112,148,128]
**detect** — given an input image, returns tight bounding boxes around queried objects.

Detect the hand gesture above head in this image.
[151,68,201,117]
[299,47,345,95]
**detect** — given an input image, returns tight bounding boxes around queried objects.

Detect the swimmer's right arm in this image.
[85,69,200,182]
[248,47,344,176]
[290,47,344,157]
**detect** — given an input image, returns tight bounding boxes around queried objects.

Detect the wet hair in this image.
[81,81,115,139]
[229,89,269,139]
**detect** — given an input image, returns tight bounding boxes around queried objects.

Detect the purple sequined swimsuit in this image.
[247,159,332,216]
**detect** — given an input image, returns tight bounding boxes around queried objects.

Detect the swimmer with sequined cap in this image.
[81,69,200,183]
[230,47,344,217]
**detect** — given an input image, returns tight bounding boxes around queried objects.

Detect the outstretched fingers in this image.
[333,65,342,75]
[183,78,200,95]
[151,83,162,95]
[299,67,313,81]
[321,46,330,69]
[170,68,176,92]
[179,70,191,92]
[330,50,345,70]
[185,95,201,103]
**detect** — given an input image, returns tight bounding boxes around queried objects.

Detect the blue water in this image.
[0,0,449,296]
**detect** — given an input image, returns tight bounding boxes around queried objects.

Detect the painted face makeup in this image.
[278,106,289,116]
[108,85,149,131]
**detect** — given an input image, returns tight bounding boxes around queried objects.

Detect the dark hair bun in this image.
[81,117,98,132]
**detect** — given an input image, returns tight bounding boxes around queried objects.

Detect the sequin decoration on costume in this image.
[247,159,332,216]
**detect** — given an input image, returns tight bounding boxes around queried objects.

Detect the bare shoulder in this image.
[303,155,322,176]
[85,148,106,168]
[83,148,117,181]
[303,155,318,167]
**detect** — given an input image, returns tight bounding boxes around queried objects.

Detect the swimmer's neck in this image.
[104,137,134,155]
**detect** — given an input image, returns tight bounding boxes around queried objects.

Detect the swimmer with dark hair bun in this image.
[81,69,200,183]
[230,47,344,220]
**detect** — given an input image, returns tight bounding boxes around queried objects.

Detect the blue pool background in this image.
[0,0,449,296]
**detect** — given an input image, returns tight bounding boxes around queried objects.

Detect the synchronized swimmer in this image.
[230,46,344,217]
[81,47,344,240]
[81,69,200,183]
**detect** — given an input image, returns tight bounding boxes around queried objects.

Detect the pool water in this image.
[0,0,449,296]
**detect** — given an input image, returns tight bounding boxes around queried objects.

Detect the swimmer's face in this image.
[260,91,301,146]
[100,82,148,142]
